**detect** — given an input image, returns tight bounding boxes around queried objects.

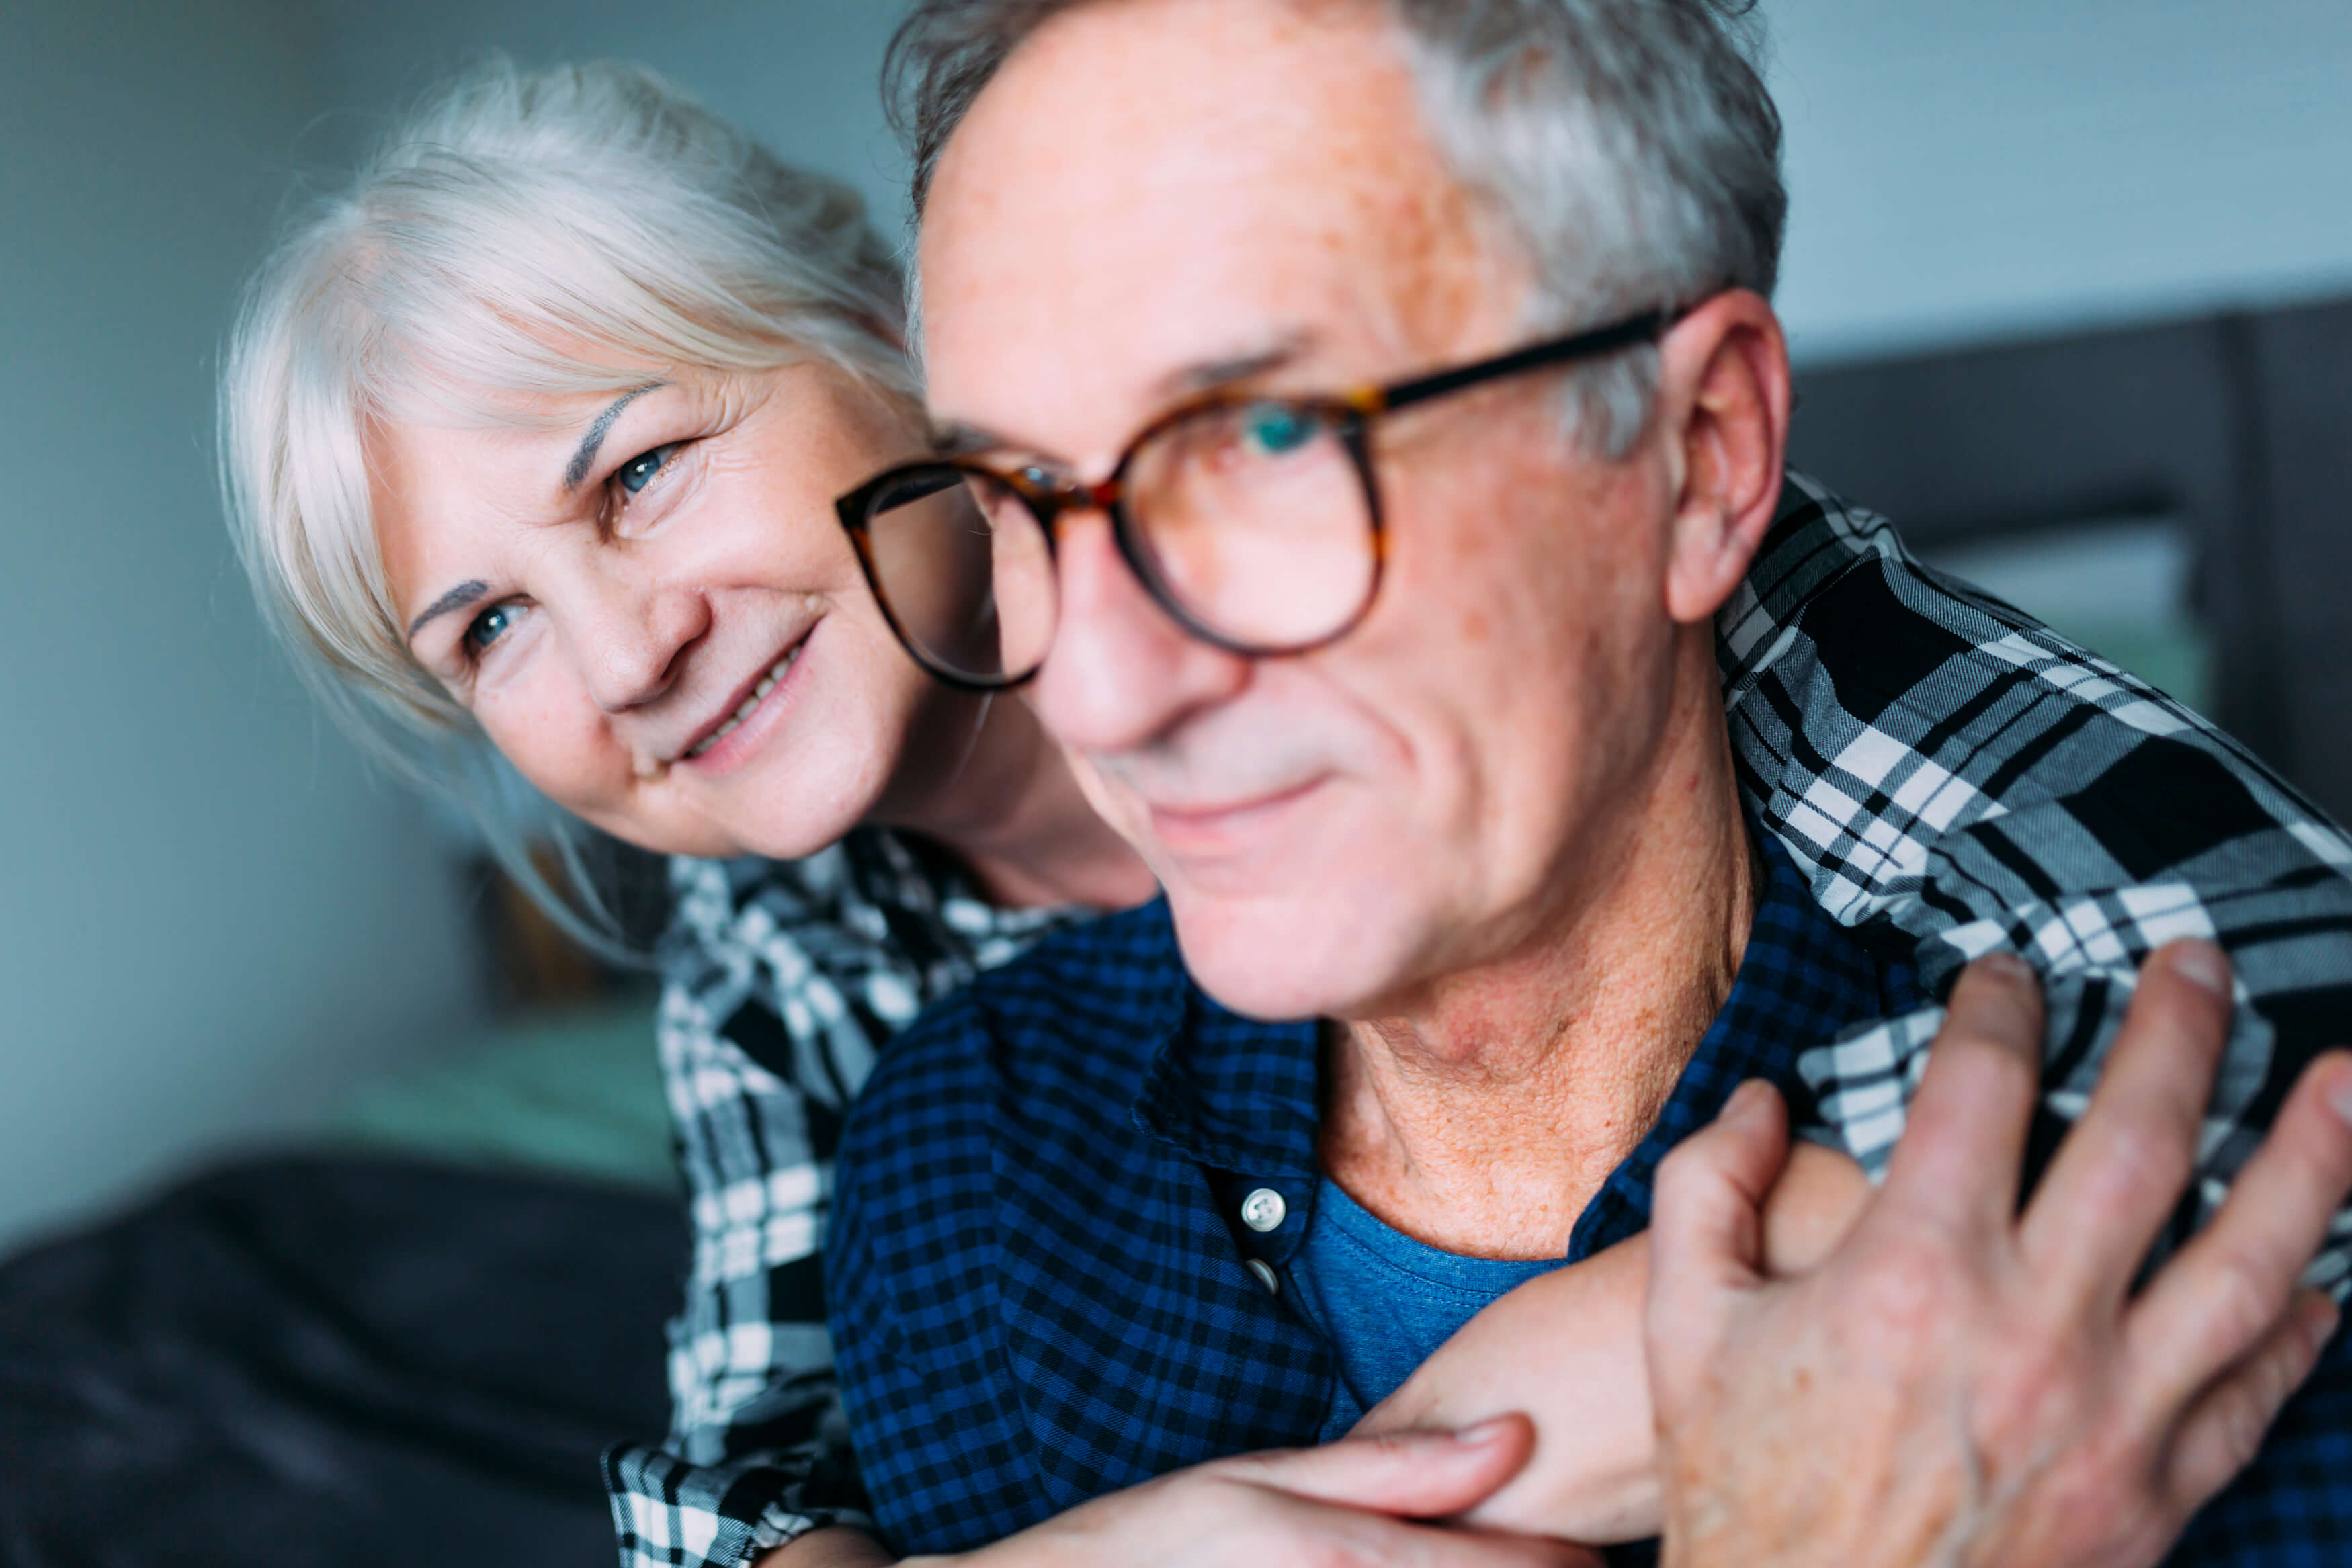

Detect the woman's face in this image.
[372,358,966,860]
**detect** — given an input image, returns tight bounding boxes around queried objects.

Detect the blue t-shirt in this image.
[1285,1177,1564,1438]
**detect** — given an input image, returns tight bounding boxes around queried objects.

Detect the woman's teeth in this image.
[687,647,799,759]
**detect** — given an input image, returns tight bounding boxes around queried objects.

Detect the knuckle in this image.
[1355,1428,1422,1461]
[1974,1332,2100,1455]
[2031,1440,2142,1524]
[2200,1251,2286,1356]
[2083,1117,2196,1215]
[2206,1379,2274,1473]
[2249,1311,2322,1412]
[1652,1136,1712,1199]
[1851,1239,1960,1342]
[2264,1093,2352,1202]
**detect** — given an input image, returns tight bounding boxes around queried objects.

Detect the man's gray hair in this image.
[885,0,1785,453]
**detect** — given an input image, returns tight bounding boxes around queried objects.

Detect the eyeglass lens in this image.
[858,468,1057,685]
[1123,400,1376,652]
[857,398,1376,685]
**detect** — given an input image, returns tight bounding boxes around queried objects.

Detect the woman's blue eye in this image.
[1240,404,1318,458]
[465,603,520,654]
[617,443,679,495]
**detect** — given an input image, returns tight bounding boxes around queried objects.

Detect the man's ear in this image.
[1657,291,1791,625]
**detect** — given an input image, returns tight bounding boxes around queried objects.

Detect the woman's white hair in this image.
[220,58,911,947]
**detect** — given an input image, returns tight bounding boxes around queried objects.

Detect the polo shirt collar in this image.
[1130,916,1323,1177]
[1129,816,1900,1258]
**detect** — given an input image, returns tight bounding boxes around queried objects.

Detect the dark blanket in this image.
[0,1153,685,1567]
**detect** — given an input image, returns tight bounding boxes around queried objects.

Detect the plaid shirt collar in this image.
[1130,824,1915,1262]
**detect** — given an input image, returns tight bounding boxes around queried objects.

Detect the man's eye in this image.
[616,443,681,496]
[464,602,522,654]
[1238,404,1320,459]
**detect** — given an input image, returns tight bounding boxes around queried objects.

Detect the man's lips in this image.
[672,634,809,763]
[1142,774,1331,851]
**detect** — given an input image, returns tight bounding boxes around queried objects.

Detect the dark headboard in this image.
[1788,296,2352,825]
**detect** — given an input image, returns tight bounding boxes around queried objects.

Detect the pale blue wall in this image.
[0,1,482,1248]
[314,0,914,240]
[1771,0,2352,361]
[311,0,2352,363]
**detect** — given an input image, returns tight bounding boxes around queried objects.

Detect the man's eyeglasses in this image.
[833,304,1675,691]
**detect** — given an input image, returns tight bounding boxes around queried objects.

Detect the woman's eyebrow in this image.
[562,382,669,490]
[407,580,489,640]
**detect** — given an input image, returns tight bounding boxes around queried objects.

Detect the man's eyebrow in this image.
[927,420,1011,460]
[925,339,1315,462]
[562,382,668,491]
[407,580,489,640]
[1157,339,1310,399]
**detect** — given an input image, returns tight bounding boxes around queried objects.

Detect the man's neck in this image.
[1319,634,1758,1261]
[878,693,1158,914]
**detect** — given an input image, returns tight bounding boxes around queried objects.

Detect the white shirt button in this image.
[1245,1258,1280,1295]
[1241,1188,1288,1233]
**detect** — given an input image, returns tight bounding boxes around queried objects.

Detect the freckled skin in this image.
[921,0,1795,1262]
[927,0,1699,1027]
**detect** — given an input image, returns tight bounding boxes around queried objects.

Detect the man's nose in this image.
[566,560,710,713]
[1028,509,1249,754]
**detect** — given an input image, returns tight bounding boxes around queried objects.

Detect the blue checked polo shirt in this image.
[828,830,1916,1559]
[830,822,2352,1564]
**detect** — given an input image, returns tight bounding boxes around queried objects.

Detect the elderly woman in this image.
[221,58,1154,1567]
[218,48,2330,1568]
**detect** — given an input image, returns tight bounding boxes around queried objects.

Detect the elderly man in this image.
[796,1,2352,1565]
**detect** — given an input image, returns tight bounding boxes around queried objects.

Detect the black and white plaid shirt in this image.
[602,472,2352,1568]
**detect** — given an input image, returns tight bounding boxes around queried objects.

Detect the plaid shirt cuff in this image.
[604,1441,876,1568]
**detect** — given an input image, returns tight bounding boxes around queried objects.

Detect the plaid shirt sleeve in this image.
[1732,473,2352,1293]
[603,838,1076,1568]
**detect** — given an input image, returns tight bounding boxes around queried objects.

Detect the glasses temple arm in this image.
[1372,308,1669,415]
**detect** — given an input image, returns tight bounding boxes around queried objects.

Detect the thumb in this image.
[1224,1415,1536,1518]
[1648,1080,1790,1330]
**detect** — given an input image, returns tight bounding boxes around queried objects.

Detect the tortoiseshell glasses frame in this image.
[834,303,1676,692]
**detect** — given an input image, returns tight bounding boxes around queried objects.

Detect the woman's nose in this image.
[572,569,711,713]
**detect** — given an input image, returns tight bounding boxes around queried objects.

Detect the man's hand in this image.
[1353,1141,1872,1544]
[1646,940,2352,1568]
[764,1420,1601,1568]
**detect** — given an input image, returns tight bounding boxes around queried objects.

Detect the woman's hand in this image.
[763,1421,1601,1568]
[1354,1141,1872,1543]
[1646,942,2352,1568]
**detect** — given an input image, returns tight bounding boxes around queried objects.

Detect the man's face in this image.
[921,0,1692,1021]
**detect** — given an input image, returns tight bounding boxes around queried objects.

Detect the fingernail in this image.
[1976,952,2033,983]
[1456,1416,1516,1446]
[2167,939,2230,996]
[1724,1080,1768,1120]
[2327,1063,2352,1127]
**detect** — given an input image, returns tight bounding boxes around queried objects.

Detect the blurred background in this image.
[2,0,2349,1252]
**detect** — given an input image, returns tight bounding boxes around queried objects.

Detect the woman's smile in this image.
[678,627,814,773]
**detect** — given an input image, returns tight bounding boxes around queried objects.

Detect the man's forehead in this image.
[915,0,1513,460]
